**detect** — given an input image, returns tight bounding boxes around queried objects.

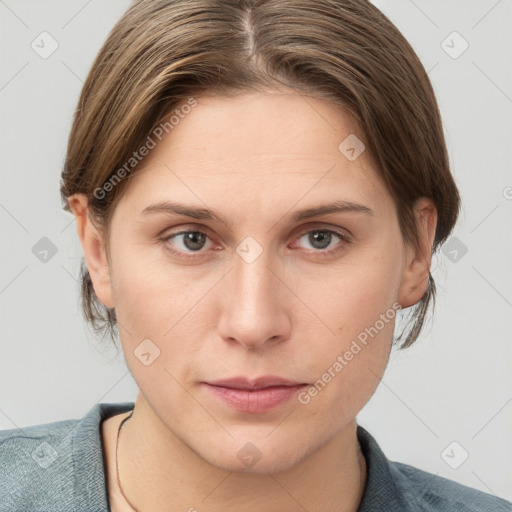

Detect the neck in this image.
[116,393,366,512]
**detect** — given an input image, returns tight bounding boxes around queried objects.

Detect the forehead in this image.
[115,89,391,218]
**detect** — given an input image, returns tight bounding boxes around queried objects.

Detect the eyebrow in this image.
[140,199,373,227]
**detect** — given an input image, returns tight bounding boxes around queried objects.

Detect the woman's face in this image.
[88,89,431,473]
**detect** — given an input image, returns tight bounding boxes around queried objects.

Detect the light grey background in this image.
[1,0,511,502]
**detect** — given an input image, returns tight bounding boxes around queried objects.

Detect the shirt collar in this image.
[72,401,135,510]
[356,424,411,511]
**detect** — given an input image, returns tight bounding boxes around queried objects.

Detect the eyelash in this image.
[159,225,351,260]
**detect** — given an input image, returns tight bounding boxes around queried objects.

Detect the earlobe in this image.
[67,194,115,308]
[397,199,437,308]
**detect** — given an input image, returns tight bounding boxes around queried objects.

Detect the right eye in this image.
[161,229,214,258]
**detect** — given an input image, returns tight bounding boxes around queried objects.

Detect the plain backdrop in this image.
[1,0,511,502]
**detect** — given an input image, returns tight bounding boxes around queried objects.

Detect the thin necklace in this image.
[115,411,140,512]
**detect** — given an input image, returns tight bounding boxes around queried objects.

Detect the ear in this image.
[397,198,437,308]
[67,194,115,308]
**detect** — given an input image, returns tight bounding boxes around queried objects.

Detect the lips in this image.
[202,376,308,413]
[206,376,304,390]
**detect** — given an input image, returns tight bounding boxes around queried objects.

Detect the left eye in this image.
[296,229,348,252]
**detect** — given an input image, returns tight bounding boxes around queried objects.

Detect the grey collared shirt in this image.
[1,402,510,511]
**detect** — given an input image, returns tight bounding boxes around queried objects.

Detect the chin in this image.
[195,433,324,475]
[209,450,306,475]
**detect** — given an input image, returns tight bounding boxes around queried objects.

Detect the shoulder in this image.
[0,402,134,512]
[0,416,80,511]
[356,425,511,512]
[389,459,511,512]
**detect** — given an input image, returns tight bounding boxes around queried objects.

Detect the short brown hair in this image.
[60,0,460,348]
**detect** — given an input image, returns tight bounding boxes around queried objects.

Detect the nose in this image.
[216,246,292,350]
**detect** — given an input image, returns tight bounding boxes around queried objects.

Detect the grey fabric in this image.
[1,402,510,511]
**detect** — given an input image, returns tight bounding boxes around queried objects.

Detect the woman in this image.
[1,0,510,510]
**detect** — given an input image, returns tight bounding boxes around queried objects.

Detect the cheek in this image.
[293,246,402,411]
[110,255,199,399]
[304,241,403,339]
[109,243,215,381]
[110,240,190,328]
[296,289,395,428]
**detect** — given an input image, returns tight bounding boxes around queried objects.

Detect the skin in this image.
[69,88,436,512]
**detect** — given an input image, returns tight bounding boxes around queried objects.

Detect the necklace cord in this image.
[115,411,138,512]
